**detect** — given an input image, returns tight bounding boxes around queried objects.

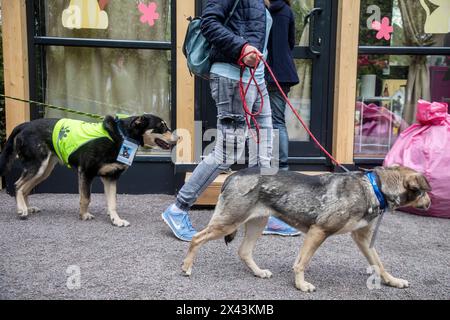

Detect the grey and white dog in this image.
[182,165,431,292]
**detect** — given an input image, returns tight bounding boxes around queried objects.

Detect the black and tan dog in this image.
[182,166,431,292]
[0,114,178,226]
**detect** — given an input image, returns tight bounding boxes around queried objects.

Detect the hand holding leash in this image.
[241,45,262,68]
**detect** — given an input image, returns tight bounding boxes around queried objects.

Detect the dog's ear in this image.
[102,115,117,134]
[404,173,432,192]
[131,116,148,130]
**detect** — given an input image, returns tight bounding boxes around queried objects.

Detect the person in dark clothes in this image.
[266,0,299,171]
[262,0,301,236]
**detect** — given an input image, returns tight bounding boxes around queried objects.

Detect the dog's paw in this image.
[28,207,41,214]
[182,263,192,277]
[254,269,273,279]
[111,218,130,227]
[385,277,409,289]
[17,209,29,220]
[80,212,95,221]
[296,281,316,293]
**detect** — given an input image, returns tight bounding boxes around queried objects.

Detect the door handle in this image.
[304,7,323,55]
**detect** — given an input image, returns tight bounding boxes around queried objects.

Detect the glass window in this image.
[39,0,171,42]
[359,0,450,47]
[286,0,314,142]
[287,59,312,141]
[355,54,450,159]
[42,46,172,125]
[291,0,313,45]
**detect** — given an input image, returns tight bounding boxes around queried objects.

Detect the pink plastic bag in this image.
[384,100,450,218]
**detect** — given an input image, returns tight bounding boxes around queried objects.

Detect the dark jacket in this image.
[266,0,299,87]
[201,0,267,65]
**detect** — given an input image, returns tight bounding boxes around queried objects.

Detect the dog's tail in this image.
[224,230,237,246]
[0,123,26,176]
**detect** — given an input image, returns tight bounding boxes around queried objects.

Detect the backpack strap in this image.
[224,0,241,26]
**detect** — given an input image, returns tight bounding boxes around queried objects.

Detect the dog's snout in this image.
[163,131,180,144]
[414,194,432,211]
[422,198,432,211]
[173,133,182,143]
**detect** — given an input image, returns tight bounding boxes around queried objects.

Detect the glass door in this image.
[196,0,337,166]
[287,0,336,161]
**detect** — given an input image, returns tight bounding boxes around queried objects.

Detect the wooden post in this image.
[1,0,30,137]
[176,0,195,163]
[332,0,361,164]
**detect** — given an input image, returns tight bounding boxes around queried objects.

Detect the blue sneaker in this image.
[162,205,197,242]
[263,216,301,236]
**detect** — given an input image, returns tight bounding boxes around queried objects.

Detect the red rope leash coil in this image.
[238,44,265,144]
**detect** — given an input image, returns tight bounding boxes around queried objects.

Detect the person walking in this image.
[262,0,301,235]
[162,0,299,241]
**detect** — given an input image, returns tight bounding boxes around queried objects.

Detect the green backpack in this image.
[182,0,240,79]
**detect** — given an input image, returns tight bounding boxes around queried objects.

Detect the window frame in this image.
[26,0,177,161]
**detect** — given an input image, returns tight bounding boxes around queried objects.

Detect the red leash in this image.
[238,46,265,144]
[238,48,348,171]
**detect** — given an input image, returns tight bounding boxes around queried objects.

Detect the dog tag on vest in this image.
[117,139,139,166]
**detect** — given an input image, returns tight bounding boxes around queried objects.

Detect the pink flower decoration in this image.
[371,17,393,41]
[138,2,160,27]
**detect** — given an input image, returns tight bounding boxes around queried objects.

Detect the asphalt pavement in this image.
[0,191,449,300]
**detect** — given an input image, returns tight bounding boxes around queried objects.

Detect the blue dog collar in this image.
[366,172,387,212]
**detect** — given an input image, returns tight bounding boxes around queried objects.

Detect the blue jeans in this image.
[269,87,290,171]
[176,73,273,211]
